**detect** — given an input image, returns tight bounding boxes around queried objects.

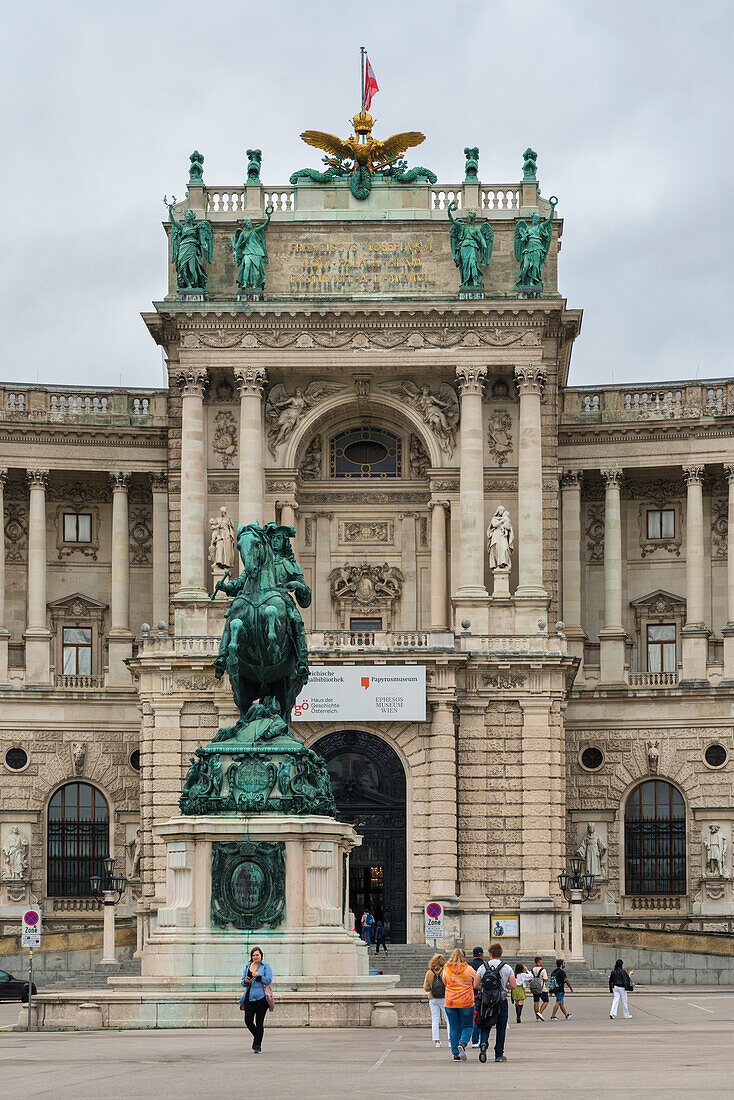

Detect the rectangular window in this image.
[62,627,92,675]
[350,618,382,631]
[646,508,675,540]
[63,513,92,543]
[647,623,676,673]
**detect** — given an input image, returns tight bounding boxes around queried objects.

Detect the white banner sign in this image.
[293,665,426,722]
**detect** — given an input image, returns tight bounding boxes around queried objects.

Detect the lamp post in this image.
[91,856,127,965]
[557,856,594,962]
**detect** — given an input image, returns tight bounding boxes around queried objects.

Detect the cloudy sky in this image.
[3,0,731,389]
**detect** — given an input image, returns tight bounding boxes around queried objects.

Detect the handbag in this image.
[263,983,275,1012]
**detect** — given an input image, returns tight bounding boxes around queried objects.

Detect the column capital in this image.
[455,364,486,395]
[724,463,734,482]
[109,471,131,491]
[683,463,705,484]
[149,472,168,492]
[172,367,208,397]
[277,498,299,512]
[560,469,583,490]
[0,469,8,487]
[26,469,48,489]
[428,499,450,511]
[600,465,623,488]
[514,364,546,396]
[234,366,267,398]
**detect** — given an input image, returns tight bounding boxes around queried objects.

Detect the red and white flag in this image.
[364,56,379,110]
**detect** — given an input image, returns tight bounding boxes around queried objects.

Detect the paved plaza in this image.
[1,993,733,1098]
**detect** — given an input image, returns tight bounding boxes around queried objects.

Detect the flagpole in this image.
[360,46,366,108]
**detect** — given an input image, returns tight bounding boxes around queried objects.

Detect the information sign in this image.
[424,900,444,940]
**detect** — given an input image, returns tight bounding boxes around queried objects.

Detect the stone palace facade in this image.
[1,147,733,952]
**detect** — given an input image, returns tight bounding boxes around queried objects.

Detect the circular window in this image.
[704,743,728,769]
[580,746,604,771]
[5,747,28,771]
[129,750,141,772]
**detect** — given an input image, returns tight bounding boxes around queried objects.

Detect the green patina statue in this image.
[230,205,274,295]
[188,150,204,184]
[448,200,494,290]
[514,197,557,292]
[246,148,262,183]
[166,198,214,292]
[464,146,479,182]
[522,148,538,181]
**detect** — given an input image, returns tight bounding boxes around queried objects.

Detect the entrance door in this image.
[313,730,407,941]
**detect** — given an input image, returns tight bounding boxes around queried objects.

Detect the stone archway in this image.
[313,729,407,942]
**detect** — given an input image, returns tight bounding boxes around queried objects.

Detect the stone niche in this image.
[0,820,34,916]
[693,810,733,916]
[569,810,616,916]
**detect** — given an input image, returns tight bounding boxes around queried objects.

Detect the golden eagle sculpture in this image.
[290,109,436,199]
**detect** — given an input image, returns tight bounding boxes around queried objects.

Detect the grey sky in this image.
[3,0,732,389]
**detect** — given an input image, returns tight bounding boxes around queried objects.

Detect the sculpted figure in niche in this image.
[577,821,607,879]
[127,828,141,879]
[2,825,29,880]
[487,506,514,570]
[704,823,727,877]
[209,506,237,570]
[409,434,430,477]
[300,436,322,480]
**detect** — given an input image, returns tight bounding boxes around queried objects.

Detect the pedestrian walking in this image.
[469,947,485,1047]
[609,958,634,1019]
[528,955,549,1020]
[473,942,516,1063]
[239,946,273,1054]
[549,958,574,1020]
[512,964,529,1022]
[441,948,477,1061]
[423,952,449,1047]
[374,918,388,954]
[361,908,374,945]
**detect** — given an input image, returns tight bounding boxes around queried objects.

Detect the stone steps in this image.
[45,957,141,991]
[369,945,600,989]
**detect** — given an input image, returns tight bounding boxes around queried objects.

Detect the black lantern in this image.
[557,856,594,903]
[91,856,128,903]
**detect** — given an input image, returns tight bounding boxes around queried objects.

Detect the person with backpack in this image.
[469,947,485,1047]
[441,948,478,1061]
[609,958,634,1019]
[360,908,374,946]
[423,953,449,1047]
[528,956,549,1020]
[549,958,574,1020]
[472,942,517,1063]
[512,963,530,1022]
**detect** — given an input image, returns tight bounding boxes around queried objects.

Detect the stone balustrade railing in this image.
[627,671,679,688]
[0,386,166,425]
[309,630,454,651]
[54,673,106,690]
[563,380,734,424]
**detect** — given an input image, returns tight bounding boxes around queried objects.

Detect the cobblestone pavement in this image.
[1,993,734,1098]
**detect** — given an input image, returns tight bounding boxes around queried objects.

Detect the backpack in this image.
[431,971,446,998]
[476,963,505,1026]
[528,967,544,995]
[548,970,559,994]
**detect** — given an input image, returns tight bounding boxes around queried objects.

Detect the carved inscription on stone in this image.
[282,238,437,295]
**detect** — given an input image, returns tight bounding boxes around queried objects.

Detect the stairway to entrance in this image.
[45,956,142,991]
[369,945,599,989]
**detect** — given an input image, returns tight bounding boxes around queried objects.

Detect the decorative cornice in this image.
[514,365,546,396]
[455,364,487,396]
[233,366,267,398]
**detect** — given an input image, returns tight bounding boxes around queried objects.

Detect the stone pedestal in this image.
[0,877,35,918]
[133,814,386,990]
[491,566,511,599]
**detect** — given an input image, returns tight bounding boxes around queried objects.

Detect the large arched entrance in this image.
[313,730,407,942]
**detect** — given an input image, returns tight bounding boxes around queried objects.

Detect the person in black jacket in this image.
[609,958,634,1019]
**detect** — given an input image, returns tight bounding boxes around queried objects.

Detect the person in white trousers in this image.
[609,959,634,1018]
[423,953,449,1046]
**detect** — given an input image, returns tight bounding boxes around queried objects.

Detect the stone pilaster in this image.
[108,472,133,687]
[24,469,51,685]
[172,368,208,631]
[428,700,458,897]
[456,701,487,899]
[723,465,734,683]
[681,463,709,684]
[560,470,586,667]
[150,473,170,629]
[0,470,9,682]
[453,365,488,632]
[519,698,558,953]
[429,501,449,631]
[514,365,547,601]
[314,513,332,630]
[235,367,267,526]
[599,466,626,685]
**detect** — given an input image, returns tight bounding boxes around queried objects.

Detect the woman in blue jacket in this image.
[240,947,273,1053]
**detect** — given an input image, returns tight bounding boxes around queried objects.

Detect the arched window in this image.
[330,428,401,478]
[625,780,686,895]
[47,782,109,897]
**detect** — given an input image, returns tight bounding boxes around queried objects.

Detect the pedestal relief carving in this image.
[212,410,238,468]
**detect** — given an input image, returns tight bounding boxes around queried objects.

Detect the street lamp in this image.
[91,856,128,964]
[557,856,595,961]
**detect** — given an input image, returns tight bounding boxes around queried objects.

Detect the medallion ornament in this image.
[211,841,285,931]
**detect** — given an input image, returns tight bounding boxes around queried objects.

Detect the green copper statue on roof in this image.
[165,198,214,293]
[448,200,493,291]
[514,196,558,293]
[230,205,274,297]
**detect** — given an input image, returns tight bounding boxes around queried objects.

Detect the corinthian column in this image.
[514,365,546,599]
[108,472,132,687]
[429,500,449,630]
[723,465,734,682]
[25,469,51,685]
[175,368,208,600]
[681,463,709,684]
[0,470,9,682]
[234,367,267,526]
[599,466,626,684]
[454,365,487,601]
[150,473,169,629]
[560,470,586,665]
